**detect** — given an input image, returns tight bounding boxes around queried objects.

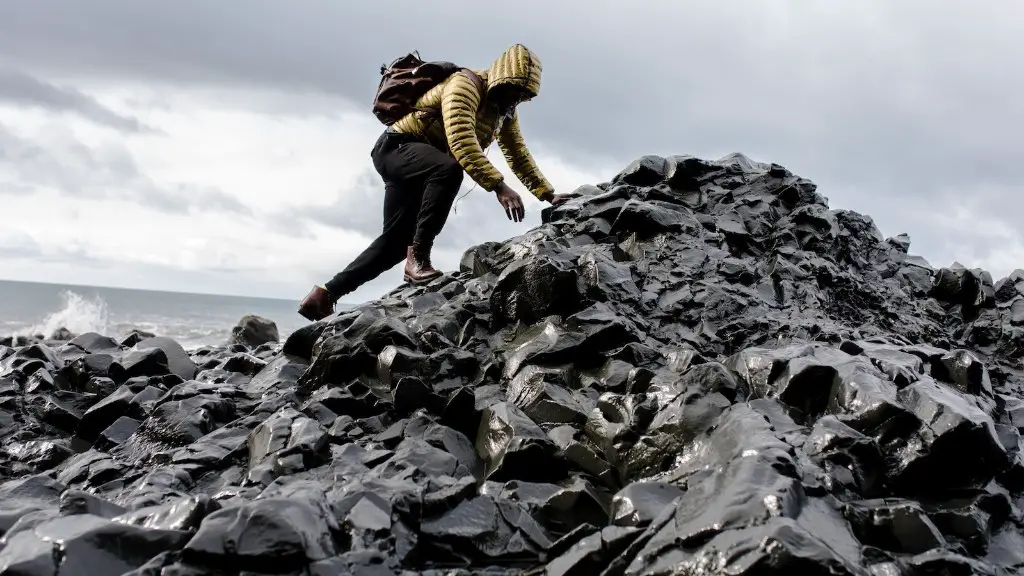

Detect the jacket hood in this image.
[483,44,542,98]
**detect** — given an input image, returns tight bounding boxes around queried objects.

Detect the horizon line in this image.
[0,276,362,307]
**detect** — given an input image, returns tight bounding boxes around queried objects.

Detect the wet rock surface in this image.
[231,314,280,349]
[3,152,1024,574]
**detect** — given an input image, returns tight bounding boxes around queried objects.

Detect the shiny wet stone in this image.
[1,154,1024,574]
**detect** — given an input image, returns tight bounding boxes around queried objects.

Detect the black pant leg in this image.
[323,134,422,298]
[323,181,418,298]
[380,141,464,247]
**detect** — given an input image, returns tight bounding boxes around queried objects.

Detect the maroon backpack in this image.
[371,51,481,126]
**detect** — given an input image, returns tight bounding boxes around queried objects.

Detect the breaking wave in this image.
[21,290,111,339]
[2,284,305,350]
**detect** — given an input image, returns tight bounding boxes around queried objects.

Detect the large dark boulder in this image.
[2,152,1024,575]
[230,314,280,348]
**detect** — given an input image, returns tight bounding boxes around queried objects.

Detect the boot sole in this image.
[403,272,442,286]
[297,306,328,322]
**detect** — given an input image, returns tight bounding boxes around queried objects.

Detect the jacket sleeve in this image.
[497,110,554,200]
[440,71,505,192]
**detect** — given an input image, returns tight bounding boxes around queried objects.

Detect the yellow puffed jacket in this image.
[389,44,554,200]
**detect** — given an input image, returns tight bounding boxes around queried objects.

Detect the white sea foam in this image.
[20,290,111,339]
[2,282,305,350]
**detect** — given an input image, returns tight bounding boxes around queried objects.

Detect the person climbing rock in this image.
[298,44,576,322]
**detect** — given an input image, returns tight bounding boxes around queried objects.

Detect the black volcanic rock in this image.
[230,314,280,348]
[2,152,1024,574]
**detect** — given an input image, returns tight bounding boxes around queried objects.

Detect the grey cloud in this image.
[0,244,299,300]
[1,2,1018,188]
[0,232,107,265]
[0,233,46,260]
[0,123,251,217]
[0,182,38,196]
[0,67,155,133]
[1,1,1018,178]
[1,1,1023,278]
[282,169,383,238]
[154,183,254,218]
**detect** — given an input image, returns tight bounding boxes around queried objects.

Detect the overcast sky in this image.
[1,1,1022,303]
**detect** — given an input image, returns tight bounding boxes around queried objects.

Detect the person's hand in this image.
[495,182,525,222]
[548,193,578,207]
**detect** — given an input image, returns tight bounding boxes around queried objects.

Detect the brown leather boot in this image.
[297,285,335,321]
[403,243,442,285]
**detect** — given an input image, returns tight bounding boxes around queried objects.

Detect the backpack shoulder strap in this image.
[460,68,486,95]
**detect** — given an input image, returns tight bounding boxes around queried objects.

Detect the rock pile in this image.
[2,152,1024,575]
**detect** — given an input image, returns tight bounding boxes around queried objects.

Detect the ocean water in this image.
[0,279,315,350]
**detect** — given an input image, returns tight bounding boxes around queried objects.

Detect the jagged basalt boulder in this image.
[2,152,1024,574]
[230,314,280,348]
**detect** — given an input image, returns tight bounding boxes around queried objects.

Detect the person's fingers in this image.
[497,195,510,220]
[497,191,528,221]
